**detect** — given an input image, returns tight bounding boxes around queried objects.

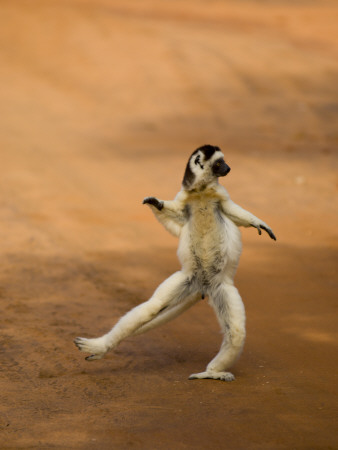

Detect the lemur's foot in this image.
[143,197,164,211]
[74,337,108,361]
[188,371,235,382]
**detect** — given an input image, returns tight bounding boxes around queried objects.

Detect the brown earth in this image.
[0,0,337,448]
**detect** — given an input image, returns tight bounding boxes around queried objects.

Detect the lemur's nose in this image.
[213,159,231,177]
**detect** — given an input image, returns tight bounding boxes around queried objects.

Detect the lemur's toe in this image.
[74,337,85,349]
[85,354,104,361]
[73,337,107,358]
[260,225,277,240]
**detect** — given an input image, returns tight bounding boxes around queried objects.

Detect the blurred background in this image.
[0,0,337,448]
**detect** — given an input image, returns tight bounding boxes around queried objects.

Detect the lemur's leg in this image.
[132,291,201,336]
[74,271,193,361]
[189,283,246,381]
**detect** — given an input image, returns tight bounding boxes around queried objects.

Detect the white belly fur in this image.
[177,201,242,287]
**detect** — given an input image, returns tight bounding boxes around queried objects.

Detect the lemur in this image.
[74,145,276,381]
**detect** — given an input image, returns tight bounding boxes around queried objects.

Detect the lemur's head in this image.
[182,145,230,191]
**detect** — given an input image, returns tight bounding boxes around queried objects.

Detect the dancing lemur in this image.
[74,145,276,381]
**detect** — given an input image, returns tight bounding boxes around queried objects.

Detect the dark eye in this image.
[216,162,221,167]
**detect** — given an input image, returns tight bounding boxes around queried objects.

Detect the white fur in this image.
[74,148,275,381]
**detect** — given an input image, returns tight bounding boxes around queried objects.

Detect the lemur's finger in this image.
[252,225,262,235]
[260,225,277,241]
[143,197,164,211]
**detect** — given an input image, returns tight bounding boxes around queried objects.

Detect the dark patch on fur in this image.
[212,290,227,315]
[198,145,220,161]
[194,154,204,169]
[182,160,196,188]
[215,205,225,223]
[183,204,191,220]
[183,277,194,289]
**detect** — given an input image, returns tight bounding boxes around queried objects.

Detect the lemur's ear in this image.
[194,154,204,169]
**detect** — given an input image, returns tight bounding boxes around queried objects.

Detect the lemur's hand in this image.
[143,197,164,211]
[251,221,276,241]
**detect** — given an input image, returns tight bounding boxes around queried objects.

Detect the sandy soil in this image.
[0,0,337,448]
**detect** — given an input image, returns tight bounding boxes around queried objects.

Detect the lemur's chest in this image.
[186,195,223,234]
[185,200,226,269]
[189,202,221,233]
[182,198,226,281]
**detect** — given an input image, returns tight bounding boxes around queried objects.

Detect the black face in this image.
[212,158,231,177]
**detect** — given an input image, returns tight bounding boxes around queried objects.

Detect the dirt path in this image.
[0,1,337,448]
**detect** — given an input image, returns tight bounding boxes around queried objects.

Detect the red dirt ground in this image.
[0,1,337,448]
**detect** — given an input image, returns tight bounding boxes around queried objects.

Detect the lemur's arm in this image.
[217,186,276,240]
[143,190,188,238]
